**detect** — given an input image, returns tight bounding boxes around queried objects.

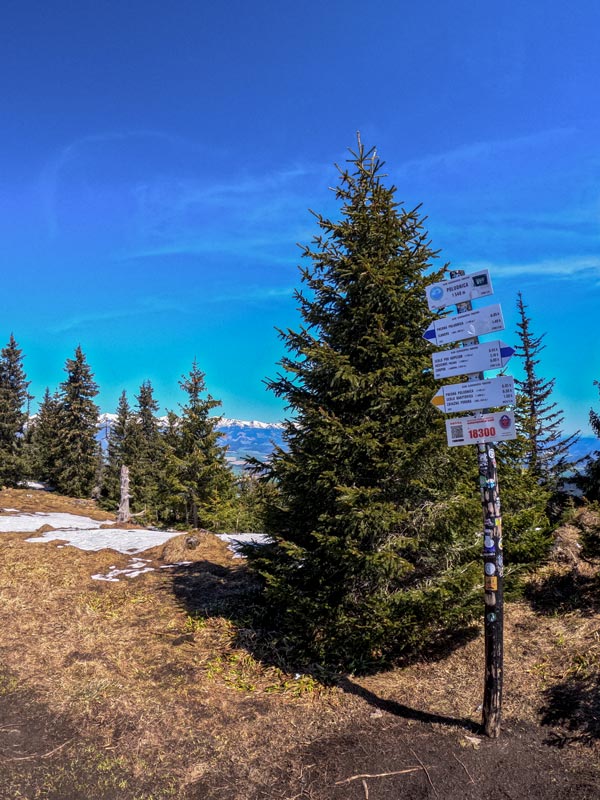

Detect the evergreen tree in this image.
[160,361,235,529]
[0,334,31,486]
[231,472,279,533]
[128,380,164,516]
[30,388,62,485]
[495,396,553,567]
[54,346,100,497]
[583,380,600,501]
[514,292,579,488]
[101,390,136,507]
[245,138,480,669]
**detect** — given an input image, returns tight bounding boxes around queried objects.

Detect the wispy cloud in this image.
[395,126,578,176]
[49,296,185,334]
[41,128,329,257]
[463,256,600,280]
[39,129,214,239]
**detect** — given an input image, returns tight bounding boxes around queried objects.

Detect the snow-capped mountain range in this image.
[96,414,286,467]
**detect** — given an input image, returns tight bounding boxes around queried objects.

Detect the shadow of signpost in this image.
[166,559,482,735]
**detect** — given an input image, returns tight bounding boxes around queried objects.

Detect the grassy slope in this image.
[0,488,599,799]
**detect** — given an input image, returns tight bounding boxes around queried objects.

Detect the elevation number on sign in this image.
[426,269,494,311]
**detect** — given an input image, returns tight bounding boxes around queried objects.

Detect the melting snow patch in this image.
[217,532,271,557]
[92,558,155,582]
[26,527,181,554]
[0,512,104,533]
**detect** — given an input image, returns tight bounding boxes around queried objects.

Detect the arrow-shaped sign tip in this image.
[500,346,515,359]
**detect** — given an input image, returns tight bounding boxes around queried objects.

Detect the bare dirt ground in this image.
[1,487,599,799]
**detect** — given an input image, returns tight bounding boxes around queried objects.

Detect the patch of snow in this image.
[1,508,20,513]
[159,561,193,568]
[21,481,51,490]
[217,532,272,557]
[26,526,180,554]
[0,512,104,533]
[92,557,156,582]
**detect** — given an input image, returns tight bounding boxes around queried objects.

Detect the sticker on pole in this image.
[423,303,505,346]
[426,269,493,311]
[445,411,516,447]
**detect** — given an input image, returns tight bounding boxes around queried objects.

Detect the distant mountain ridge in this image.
[95,414,596,471]
[96,414,286,467]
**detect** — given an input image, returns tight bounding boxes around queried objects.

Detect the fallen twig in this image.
[452,752,475,784]
[0,737,75,762]
[362,778,369,799]
[411,749,438,797]
[335,767,422,784]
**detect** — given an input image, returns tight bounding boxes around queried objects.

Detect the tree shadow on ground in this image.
[523,569,600,616]
[540,675,600,747]
[168,560,482,735]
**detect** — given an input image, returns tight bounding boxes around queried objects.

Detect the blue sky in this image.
[1,1,599,433]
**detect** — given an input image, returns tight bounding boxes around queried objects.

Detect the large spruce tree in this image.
[0,335,31,486]
[54,346,100,496]
[246,139,480,669]
[514,292,578,488]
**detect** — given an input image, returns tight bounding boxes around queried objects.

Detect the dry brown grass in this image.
[0,489,345,796]
[1,488,600,797]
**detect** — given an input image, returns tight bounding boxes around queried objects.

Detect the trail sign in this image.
[445,411,516,447]
[431,376,515,414]
[426,269,493,311]
[423,303,505,346]
[432,340,515,380]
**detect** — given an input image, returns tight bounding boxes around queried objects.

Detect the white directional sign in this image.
[426,269,494,311]
[432,340,515,380]
[432,376,515,414]
[423,303,505,346]
[445,411,517,447]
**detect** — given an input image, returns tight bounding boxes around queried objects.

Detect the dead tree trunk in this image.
[117,465,131,524]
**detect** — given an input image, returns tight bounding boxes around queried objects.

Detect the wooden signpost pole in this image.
[449,270,503,738]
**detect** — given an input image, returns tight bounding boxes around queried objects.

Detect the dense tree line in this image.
[0,343,267,530]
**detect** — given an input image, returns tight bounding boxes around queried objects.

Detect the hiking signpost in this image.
[423,303,505,346]
[432,376,515,415]
[425,268,516,739]
[431,341,515,380]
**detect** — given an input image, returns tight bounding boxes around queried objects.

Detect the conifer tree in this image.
[514,292,578,488]
[160,361,235,529]
[101,390,136,507]
[583,380,600,501]
[495,396,553,566]
[0,334,31,486]
[128,380,164,516]
[30,388,62,484]
[54,346,100,497]
[245,138,480,669]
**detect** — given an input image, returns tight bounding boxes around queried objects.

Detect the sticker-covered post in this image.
[448,269,503,738]
[426,267,506,738]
